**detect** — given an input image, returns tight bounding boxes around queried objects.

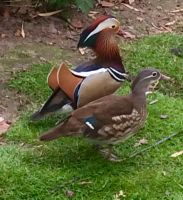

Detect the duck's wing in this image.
[39,95,135,141]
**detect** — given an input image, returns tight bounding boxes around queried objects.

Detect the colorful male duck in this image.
[31,15,128,121]
[40,68,170,161]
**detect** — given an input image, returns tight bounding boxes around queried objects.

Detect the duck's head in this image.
[132,68,170,95]
[77,15,120,49]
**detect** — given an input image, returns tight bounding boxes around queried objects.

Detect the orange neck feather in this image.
[94,31,123,69]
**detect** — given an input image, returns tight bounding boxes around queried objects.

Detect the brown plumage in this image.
[40,68,170,161]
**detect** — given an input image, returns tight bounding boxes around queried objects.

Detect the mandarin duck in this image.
[30,15,128,121]
[39,68,170,161]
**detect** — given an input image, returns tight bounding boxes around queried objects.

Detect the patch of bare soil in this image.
[0,0,183,122]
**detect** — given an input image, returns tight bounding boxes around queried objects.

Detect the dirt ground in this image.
[0,0,183,121]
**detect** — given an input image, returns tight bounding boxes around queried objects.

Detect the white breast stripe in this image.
[107,68,126,82]
[109,67,128,78]
[70,68,108,77]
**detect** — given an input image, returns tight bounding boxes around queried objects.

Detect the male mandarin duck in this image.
[40,68,170,161]
[30,15,128,121]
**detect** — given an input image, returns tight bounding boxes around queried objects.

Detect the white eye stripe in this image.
[84,18,119,42]
[141,73,160,82]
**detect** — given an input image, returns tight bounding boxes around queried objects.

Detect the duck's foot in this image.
[95,145,121,162]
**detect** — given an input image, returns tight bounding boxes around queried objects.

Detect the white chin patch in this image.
[61,104,73,113]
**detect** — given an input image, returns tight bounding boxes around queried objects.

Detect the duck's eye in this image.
[152,72,157,77]
[111,25,116,29]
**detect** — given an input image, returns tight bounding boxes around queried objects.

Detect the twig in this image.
[121,3,142,12]
[151,22,162,30]
[122,131,183,161]
[37,10,62,17]
[0,105,7,111]
[170,9,183,13]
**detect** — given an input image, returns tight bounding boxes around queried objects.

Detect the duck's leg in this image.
[106,145,122,162]
[95,144,121,162]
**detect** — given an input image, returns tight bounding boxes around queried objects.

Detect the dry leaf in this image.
[118,30,136,39]
[170,9,183,13]
[162,171,166,176]
[66,190,75,198]
[37,10,62,17]
[134,138,148,147]
[0,140,7,145]
[123,31,136,39]
[137,17,144,22]
[71,19,84,29]
[0,117,10,136]
[79,47,86,55]
[129,0,135,4]
[157,6,162,10]
[21,23,25,38]
[122,3,141,12]
[15,29,21,37]
[160,115,168,119]
[1,33,7,38]
[165,20,176,26]
[171,150,183,158]
[100,1,114,7]
[151,22,162,30]
[114,190,126,200]
[78,181,92,185]
[88,11,99,19]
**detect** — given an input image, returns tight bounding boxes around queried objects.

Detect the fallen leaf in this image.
[79,47,87,55]
[114,190,126,200]
[0,117,10,136]
[21,23,25,38]
[88,11,99,19]
[66,190,75,198]
[171,150,183,158]
[137,17,144,22]
[134,138,148,147]
[157,6,162,10]
[37,10,62,17]
[122,3,142,12]
[118,30,136,39]
[100,1,114,7]
[162,171,166,176]
[129,0,135,4]
[170,8,183,13]
[15,29,21,37]
[0,140,7,145]
[19,142,26,147]
[160,115,168,119]
[78,181,92,185]
[1,33,7,38]
[165,20,176,26]
[71,19,84,29]
[39,57,47,62]
[165,190,171,196]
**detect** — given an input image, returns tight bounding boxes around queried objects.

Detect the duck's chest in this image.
[76,71,123,107]
[97,108,147,144]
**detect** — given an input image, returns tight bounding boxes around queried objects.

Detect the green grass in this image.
[1,34,183,199]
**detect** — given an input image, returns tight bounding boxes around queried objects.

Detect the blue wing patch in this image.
[84,116,96,130]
